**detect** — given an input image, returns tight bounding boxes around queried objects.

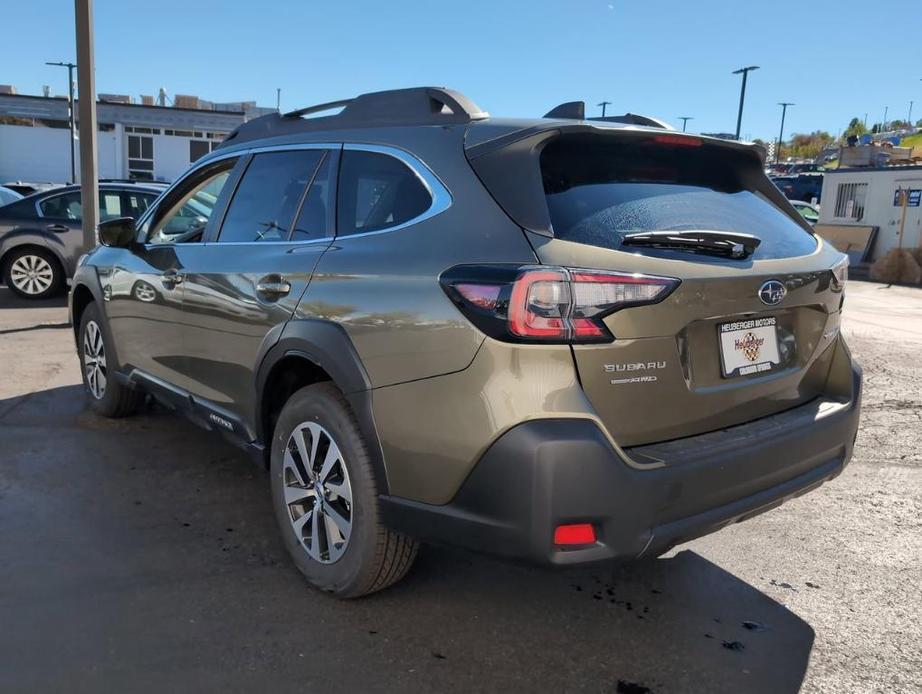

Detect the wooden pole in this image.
[75,0,98,252]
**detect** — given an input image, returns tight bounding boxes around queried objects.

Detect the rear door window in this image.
[337,150,431,235]
[99,192,123,221]
[217,150,323,243]
[541,137,817,260]
[39,191,129,222]
[291,152,335,242]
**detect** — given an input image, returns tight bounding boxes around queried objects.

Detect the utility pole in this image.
[45,61,77,183]
[732,65,759,140]
[677,116,693,132]
[883,106,888,132]
[909,101,914,128]
[776,102,794,164]
[75,0,98,252]
[597,101,612,117]
[276,88,281,113]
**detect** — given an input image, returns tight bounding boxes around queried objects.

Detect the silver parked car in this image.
[0,186,23,207]
[0,181,165,298]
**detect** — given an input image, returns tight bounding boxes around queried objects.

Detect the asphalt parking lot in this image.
[1,280,920,694]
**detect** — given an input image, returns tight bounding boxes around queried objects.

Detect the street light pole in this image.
[677,116,693,132]
[45,61,77,183]
[776,102,794,164]
[597,101,612,117]
[732,65,759,140]
[883,106,888,132]
[909,101,913,128]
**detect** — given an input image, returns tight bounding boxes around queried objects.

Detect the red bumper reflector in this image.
[554,523,596,546]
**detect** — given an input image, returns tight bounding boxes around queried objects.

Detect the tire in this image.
[3,248,65,299]
[270,383,418,598]
[77,302,143,418]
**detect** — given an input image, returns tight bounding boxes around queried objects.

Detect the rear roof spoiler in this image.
[542,101,674,130]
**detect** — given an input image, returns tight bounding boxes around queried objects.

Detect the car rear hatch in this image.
[466,124,847,447]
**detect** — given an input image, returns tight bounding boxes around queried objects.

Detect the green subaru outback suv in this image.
[69,87,861,597]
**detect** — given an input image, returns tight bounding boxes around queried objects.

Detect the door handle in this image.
[256,276,291,298]
[160,270,184,289]
[46,224,70,233]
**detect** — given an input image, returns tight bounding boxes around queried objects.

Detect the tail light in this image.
[440,265,679,344]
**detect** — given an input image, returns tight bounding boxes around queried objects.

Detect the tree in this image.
[785,131,835,159]
[843,117,868,139]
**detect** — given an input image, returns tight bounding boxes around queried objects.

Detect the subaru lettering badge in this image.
[758,280,786,306]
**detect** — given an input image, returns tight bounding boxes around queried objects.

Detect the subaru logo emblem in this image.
[758,280,786,306]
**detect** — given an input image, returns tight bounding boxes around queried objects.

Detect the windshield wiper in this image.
[622,230,761,259]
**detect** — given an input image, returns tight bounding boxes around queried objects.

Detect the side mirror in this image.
[98,216,137,248]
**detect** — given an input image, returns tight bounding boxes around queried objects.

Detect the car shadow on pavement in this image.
[0,286,68,310]
[0,384,814,694]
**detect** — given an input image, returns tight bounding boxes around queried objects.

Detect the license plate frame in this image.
[717,316,782,378]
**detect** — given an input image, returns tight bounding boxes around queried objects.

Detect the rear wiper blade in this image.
[622,230,761,259]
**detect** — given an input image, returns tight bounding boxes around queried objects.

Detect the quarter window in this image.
[337,150,432,235]
[217,150,323,243]
[39,192,82,220]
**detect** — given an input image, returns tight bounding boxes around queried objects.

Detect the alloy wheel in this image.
[282,422,353,564]
[82,320,107,400]
[10,254,54,295]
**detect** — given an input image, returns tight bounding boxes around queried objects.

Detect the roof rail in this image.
[219,87,489,148]
[542,100,674,131]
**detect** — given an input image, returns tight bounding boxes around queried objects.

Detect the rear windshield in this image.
[541,136,817,261]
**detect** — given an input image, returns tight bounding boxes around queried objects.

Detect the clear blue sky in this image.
[3,0,920,140]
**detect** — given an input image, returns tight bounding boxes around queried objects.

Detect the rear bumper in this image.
[380,362,862,566]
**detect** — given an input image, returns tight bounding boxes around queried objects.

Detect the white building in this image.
[0,92,273,184]
[818,166,922,261]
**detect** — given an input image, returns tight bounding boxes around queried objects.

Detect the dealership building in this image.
[0,89,274,185]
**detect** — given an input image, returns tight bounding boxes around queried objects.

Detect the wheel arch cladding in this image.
[255,319,390,494]
[71,283,95,340]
